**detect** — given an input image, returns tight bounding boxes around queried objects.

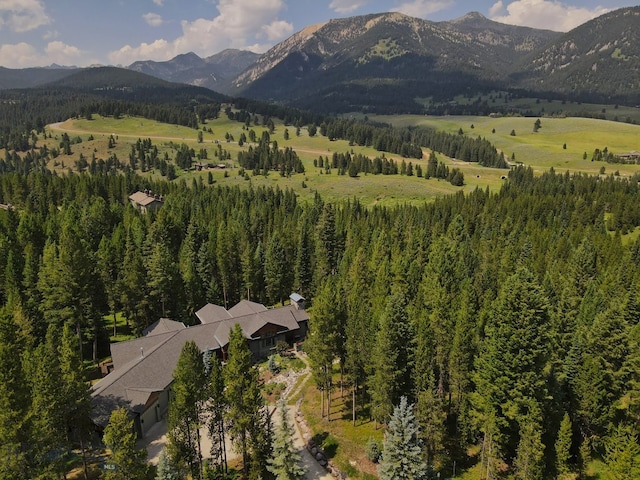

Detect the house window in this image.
[262,331,276,348]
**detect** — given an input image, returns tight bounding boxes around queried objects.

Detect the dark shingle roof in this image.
[195,304,232,324]
[142,318,186,336]
[228,300,268,317]
[91,299,308,427]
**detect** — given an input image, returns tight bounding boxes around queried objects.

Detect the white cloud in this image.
[143,12,163,27]
[45,41,83,63]
[488,1,505,17]
[109,39,171,65]
[152,0,164,6]
[43,29,59,40]
[260,20,294,41]
[0,40,83,68]
[489,0,611,32]
[0,0,51,32]
[391,0,455,18]
[108,0,293,64]
[329,0,369,14]
[0,42,40,68]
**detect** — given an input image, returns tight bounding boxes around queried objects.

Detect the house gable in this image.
[91,296,308,437]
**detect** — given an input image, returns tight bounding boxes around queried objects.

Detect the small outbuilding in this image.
[290,293,306,310]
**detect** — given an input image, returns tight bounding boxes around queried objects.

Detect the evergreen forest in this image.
[0,162,640,477]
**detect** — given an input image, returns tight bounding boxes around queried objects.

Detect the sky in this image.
[0,0,636,69]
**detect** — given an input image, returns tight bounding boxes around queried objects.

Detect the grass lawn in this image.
[299,376,382,479]
[294,360,620,480]
[106,311,136,344]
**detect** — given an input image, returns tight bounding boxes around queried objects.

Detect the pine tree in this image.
[369,288,412,426]
[103,407,149,480]
[97,233,122,336]
[120,228,151,334]
[225,324,253,471]
[241,241,257,301]
[224,324,271,477]
[604,424,640,480]
[156,447,184,480]
[378,396,429,480]
[267,400,305,480]
[293,218,313,299]
[345,247,373,425]
[264,234,288,305]
[180,221,205,318]
[555,412,573,478]
[59,322,92,480]
[313,203,338,289]
[147,240,181,318]
[247,388,273,480]
[168,340,205,480]
[206,354,227,473]
[0,307,32,479]
[472,267,550,468]
[305,279,338,420]
[24,324,67,478]
[513,404,544,480]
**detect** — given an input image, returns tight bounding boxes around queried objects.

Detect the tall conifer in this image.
[378,396,428,480]
[168,340,205,480]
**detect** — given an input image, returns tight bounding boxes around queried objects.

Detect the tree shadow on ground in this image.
[311,431,338,458]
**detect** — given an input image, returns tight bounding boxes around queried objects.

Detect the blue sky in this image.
[0,0,635,68]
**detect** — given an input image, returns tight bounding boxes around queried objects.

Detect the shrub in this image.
[268,355,279,373]
[366,437,381,463]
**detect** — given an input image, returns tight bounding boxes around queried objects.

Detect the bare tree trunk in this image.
[186,421,194,478]
[327,384,331,423]
[76,322,84,363]
[221,423,228,474]
[79,430,89,480]
[321,388,325,419]
[480,431,486,480]
[113,311,117,337]
[196,426,203,480]
[352,380,356,426]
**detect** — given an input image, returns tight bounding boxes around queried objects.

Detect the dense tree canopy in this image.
[0,163,639,477]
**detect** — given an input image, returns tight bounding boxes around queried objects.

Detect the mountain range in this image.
[1,7,639,113]
[128,49,260,92]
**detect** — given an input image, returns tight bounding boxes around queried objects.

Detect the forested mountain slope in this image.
[0,67,227,150]
[0,167,639,477]
[230,7,640,112]
[231,11,560,112]
[513,6,640,103]
[0,65,80,90]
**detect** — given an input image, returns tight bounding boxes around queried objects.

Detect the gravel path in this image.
[286,405,335,480]
[139,351,335,478]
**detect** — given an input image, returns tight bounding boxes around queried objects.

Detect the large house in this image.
[91,295,308,438]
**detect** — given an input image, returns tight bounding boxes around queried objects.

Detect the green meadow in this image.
[48,112,640,207]
[374,114,640,176]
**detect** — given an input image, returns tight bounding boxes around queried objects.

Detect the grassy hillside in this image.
[47,115,485,207]
[373,114,640,177]
[47,113,640,206]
